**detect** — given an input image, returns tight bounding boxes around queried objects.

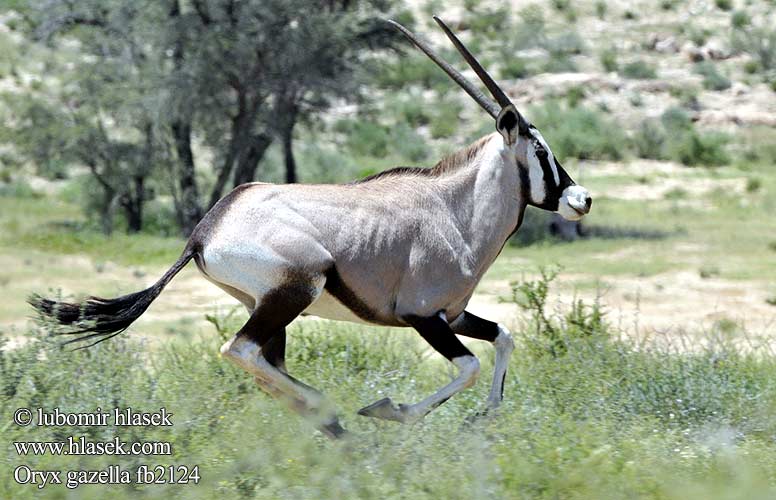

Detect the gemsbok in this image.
[31,17,592,438]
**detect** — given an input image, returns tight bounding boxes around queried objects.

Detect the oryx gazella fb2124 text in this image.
[31,17,592,438]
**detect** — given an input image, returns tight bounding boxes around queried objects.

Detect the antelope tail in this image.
[29,246,197,349]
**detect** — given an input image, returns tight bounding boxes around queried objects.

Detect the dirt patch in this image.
[602,176,745,202]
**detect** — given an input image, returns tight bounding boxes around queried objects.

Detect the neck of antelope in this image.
[439,133,524,276]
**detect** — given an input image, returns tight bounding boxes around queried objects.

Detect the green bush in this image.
[531,101,627,161]
[660,0,678,10]
[632,119,668,160]
[599,47,618,72]
[500,57,531,80]
[397,98,431,128]
[339,120,391,158]
[694,61,732,91]
[687,26,712,47]
[428,99,462,139]
[667,129,730,166]
[542,55,578,73]
[714,0,733,11]
[595,0,607,18]
[392,123,429,163]
[731,10,751,28]
[631,109,729,166]
[661,106,694,132]
[621,60,658,79]
[374,52,449,91]
[731,24,776,71]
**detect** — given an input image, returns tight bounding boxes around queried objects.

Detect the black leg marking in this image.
[450,310,514,411]
[403,313,473,361]
[449,311,500,341]
[357,312,479,423]
[261,330,287,370]
[222,271,347,438]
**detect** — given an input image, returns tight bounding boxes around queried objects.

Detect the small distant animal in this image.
[31,17,592,438]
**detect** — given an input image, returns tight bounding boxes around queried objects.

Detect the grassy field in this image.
[3,0,776,497]
[3,289,776,499]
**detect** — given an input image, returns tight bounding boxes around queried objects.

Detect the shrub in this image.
[500,57,531,79]
[699,264,721,278]
[694,61,732,91]
[518,4,545,31]
[599,47,618,72]
[428,99,462,139]
[621,60,657,79]
[632,119,668,160]
[661,106,694,132]
[374,53,449,91]
[660,0,678,10]
[397,98,431,128]
[392,123,429,163]
[666,129,729,166]
[632,109,729,166]
[731,24,776,71]
[565,86,586,108]
[511,267,607,358]
[595,0,607,19]
[542,55,578,73]
[745,177,762,192]
[714,0,733,11]
[687,26,711,47]
[531,101,627,161]
[339,120,390,158]
[743,60,759,74]
[731,10,750,28]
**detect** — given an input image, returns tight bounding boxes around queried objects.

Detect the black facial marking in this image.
[497,108,518,132]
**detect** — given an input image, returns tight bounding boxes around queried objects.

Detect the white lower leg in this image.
[221,335,323,410]
[359,355,480,423]
[487,325,515,409]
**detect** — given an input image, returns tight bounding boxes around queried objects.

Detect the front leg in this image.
[358,312,480,423]
[449,311,515,409]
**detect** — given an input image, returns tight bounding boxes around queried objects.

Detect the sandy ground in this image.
[4,248,773,350]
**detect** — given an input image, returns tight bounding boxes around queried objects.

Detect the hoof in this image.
[320,419,348,439]
[357,397,407,423]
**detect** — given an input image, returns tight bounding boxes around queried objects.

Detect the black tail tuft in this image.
[30,247,196,349]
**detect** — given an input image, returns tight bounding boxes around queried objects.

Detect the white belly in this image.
[302,290,374,325]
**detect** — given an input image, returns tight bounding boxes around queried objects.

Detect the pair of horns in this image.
[388,16,529,132]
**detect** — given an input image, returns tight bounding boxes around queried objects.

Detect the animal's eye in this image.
[535,148,548,158]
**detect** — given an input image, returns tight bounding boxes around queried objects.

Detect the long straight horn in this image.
[432,16,514,109]
[433,16,530,136]
[387,20,500,118]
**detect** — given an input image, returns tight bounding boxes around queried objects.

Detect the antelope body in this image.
[32,18,592,438]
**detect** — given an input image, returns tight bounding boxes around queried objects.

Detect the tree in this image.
[14,0,401,235]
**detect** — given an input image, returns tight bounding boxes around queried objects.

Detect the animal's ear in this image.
[496,105,521,146]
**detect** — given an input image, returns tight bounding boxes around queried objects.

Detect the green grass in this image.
[0,194,187,267]
[4,289,776,499]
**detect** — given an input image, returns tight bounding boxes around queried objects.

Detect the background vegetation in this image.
[2,0,776,498]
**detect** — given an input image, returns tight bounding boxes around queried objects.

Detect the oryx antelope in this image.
[31,18,592,438]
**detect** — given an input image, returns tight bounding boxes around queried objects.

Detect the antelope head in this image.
[388,17,592,221]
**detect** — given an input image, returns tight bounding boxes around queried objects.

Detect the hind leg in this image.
[358,312,480,424]
[219,273,346,438]
[450,311,514,410]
